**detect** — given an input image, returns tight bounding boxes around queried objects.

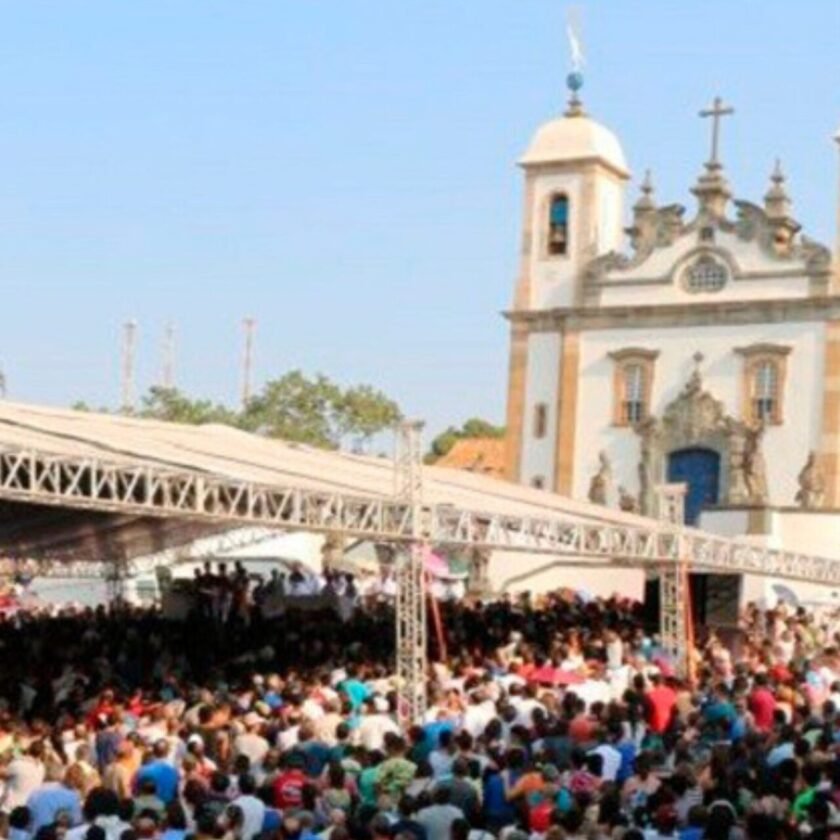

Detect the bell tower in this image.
[505,71,631,485]
[512,74,631,313]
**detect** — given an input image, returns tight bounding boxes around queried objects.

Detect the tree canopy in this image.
[80,371,403,453]
[426,417,506,462]
[242,372,401,450]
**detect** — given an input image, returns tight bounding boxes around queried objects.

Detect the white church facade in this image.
[504,85,840,556]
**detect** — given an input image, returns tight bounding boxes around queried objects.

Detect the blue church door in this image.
[667,447,720,525]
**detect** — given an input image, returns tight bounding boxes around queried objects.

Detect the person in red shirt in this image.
[747,673,777,733]
[272,754,307,809]
[645,674,677,734]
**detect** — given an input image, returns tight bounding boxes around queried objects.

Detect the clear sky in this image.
[0,1,838,439]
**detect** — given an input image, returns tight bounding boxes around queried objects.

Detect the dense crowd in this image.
[0,572,839,840]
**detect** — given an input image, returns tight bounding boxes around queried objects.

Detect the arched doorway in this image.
[667,446,720,525]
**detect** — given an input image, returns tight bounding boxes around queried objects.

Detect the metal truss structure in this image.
[393,421,428,724]
[656,485,690,677]
[1,444,840,586]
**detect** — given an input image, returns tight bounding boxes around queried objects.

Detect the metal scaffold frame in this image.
[393,421,428,724]
[656,484,691,677]
[2,444,840,587]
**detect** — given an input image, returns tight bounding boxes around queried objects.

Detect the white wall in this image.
[574,321,825,506]
[520,332,561,487]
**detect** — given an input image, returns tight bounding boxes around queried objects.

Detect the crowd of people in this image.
[0,575,838,840]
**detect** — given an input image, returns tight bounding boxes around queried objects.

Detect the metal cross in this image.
[699,97,734,166]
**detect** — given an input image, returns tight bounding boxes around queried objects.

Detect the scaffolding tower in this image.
[393,420,428,724]
[655,483,692,678]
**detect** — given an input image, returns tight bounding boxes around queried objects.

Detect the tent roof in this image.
[0,400,649,562]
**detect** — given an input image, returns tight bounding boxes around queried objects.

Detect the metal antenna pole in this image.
[161,322,175,389]
[241,318,256,408]
[393,419,428,724]
[655,483,690,678]
[121,320,138,414]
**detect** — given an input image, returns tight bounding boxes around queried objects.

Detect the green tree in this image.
[427,417,505,462]
[337,384,402,452]
[243,371,401,450]
[138,386,241,426]
[243,371,343,447]
[75,373,402,452]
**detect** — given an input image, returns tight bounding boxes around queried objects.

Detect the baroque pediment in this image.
[584,196,831,289]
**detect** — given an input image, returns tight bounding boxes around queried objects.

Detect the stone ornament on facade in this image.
[466,548,492,595]
[588,451,611,505]
[795,451,826,510]
[320,531,346,572]
[635,363,768,515]
[582,164,831,300]
[618,485,638,513]
[681,252,730,293]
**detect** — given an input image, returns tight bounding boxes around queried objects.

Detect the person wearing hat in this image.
[233,712,269,770]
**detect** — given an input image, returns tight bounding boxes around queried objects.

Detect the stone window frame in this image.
[545,192,571,259]
[533,402,548,439]
[735,343,791,426]
[609,348,659,427]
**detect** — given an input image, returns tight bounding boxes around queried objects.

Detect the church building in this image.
[504,77,840,548]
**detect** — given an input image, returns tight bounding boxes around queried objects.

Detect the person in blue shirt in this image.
[702,685,736,730]
[338,665,369,712]
[134,741,180,804]
[26,767,82,833]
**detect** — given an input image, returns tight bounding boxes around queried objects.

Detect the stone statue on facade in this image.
[725,421,750,504]
[467,548,491,596]
[618,486,638,513]
[588,451,612,506]
[795,451,825,509]
[742,424,768,504]
[320,531,345,573]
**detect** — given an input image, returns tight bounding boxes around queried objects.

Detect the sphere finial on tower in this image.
[564,9,585,116]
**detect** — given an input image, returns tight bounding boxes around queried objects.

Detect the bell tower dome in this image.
[512,77,630,312]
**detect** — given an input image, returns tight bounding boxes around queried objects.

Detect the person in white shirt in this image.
[461,692,496,740]
[588,726,622,783]
[354,698,399,752]
[231,774,266,840]
[1,741,45,812]
[233,713,270,769]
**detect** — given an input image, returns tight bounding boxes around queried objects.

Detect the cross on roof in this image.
[699,96,734,167]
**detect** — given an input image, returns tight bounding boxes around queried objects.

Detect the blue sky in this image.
[0,1,838,439]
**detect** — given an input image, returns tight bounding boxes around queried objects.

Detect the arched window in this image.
[609,349,659,427]
[736,344,790,426]
[548,195,569,256]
